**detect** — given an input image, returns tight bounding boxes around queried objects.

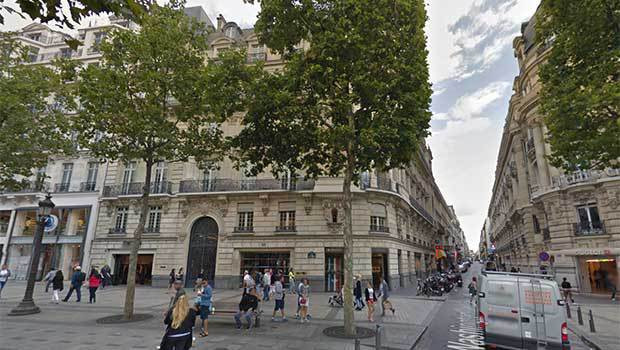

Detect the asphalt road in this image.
[414,262,593,350]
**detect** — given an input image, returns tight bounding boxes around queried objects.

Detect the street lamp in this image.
[8,193,55,316]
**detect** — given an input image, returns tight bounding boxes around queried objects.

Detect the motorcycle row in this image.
[416,270,463,297]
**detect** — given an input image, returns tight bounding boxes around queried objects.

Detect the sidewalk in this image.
[566,294,619,350]
[0,281,442,350]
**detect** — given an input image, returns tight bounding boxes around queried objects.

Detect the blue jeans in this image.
[234,310,253,329]
[63,285,81,302]
[263,285,270,301]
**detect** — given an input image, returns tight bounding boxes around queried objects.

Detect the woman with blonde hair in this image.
[160,295,196,350]
[364,281,377,322]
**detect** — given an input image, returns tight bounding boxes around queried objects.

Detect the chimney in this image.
[217,14,226,31]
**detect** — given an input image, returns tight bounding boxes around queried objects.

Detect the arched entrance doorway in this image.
[186,217,219,287]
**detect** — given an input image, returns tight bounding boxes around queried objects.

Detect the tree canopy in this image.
[537,0,620,170]
[1,0,149,29]
[235,0,432,335]
[71,2,245,319]
[0,33,72,190]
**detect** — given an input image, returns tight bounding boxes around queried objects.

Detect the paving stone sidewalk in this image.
[566,294,620,350]
[0,282,441,350]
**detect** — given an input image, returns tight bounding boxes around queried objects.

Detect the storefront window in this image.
[70,208,90,236]
[17,210,38,236]
[239,252,290,284]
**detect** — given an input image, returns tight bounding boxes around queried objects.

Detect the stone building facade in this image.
[3,8,464,290]
[486,11,620,294]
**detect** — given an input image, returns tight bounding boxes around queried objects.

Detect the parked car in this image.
[477,271,570,350]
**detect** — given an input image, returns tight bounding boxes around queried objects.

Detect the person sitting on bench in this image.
[234,286,261,329]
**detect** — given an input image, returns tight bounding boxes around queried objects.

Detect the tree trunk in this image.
[123,159,152,320]
[342,111,357,336]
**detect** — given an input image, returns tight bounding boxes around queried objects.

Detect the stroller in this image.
[328,290,344,307]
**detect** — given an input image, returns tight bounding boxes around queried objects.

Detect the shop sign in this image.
[43,215,59,232]
[574,249,612,256]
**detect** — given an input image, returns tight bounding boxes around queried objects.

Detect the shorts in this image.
[274,299,285,311]
[200,306,211,320]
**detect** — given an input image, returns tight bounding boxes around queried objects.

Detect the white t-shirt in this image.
[243,274,255,289]
[0,269,10,282]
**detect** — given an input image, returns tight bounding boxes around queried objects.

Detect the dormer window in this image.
[28,33,41,42]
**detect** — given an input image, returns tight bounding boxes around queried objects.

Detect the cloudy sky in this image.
[1,0,541,250]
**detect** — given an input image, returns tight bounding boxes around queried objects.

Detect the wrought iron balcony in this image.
[54,183,71,192]
[409,195,434,224]
[376,176,392,191]
[370,225,389,233]
[178,178,315,193]
[144,226,160,234]
[108,227,126,234]
[247,52,267,63]
[233,226,254,233]
[103,181,173,196]
[573,221,605,236]
[275,225,296,233]
[80,182,97,192]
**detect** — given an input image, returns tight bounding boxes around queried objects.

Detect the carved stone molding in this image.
[322,199,344,224]
[178,196,228,219]
[606,189,619,209]
[259,194,269,216]
[571,190,594,204]
[302,193,313,215]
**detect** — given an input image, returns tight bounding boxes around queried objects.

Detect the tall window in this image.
[203,168,217,191]
[576,205,602,232]
[279,211,296,230]
[240,164,256,190]
[60,163,73,191]
[532,215,540,233]
[85,162,98,191]
[280,169,294,190]
[147,206,162,233]
[153,161,167,193]
[370,203,387,232]
[122,161,136,194]
[237,212,254,231]
[114,207,129,233]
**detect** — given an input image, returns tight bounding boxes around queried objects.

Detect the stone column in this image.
[533,124,551,187]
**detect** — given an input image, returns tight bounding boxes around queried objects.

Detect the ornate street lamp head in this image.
[38,193,55,216]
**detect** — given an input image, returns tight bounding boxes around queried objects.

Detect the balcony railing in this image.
[275,225,296,233]
[54,183,71,192]
[80,182,97,192]
[144,226,160,234]
[233,226,254,233]
[178,178,314,193]
[573,221,606,236]
[376,176,392,191]
[103,181,173,196]
[0,181,50,194]
[526,138,535,154]
[108,227,126,234]
[409,195,434,224]
[370,225,389,233]
[247,52,267,63]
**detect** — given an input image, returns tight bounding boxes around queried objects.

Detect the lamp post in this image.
[8,193,55,316]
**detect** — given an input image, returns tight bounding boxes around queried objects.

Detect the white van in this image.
[477,271,570,350]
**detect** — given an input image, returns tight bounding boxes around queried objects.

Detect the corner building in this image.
[486,9,620,294]
[87,11,464,290]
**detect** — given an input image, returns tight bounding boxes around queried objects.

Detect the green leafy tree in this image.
[537,0,620,170]
[71,2,243,319]
[236,0,432,335]
[0,33,72,190]
[1,0,149,29]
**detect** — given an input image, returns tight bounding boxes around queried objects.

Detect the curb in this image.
[410,325,428,349]
[567,321,606,350]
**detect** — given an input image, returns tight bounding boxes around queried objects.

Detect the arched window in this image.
[331,208,338,223]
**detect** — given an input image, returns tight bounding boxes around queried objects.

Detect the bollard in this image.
[355,338,361,350]
[577,306,583,325]
[588,310,596,333]
[375,324,383,350]
[566,302,571,319]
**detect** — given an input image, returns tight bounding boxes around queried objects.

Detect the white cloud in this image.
[440,81,511,121]
[426,0,539,83]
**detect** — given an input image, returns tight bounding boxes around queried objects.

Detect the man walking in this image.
[0,264,11,299]
[63,266,86,302]
[379,277,395,316]
[272,275,286,322]
[197,278,212,337]
[43,268,57,293]
[262,269,271,301]
[561,277,575,304]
